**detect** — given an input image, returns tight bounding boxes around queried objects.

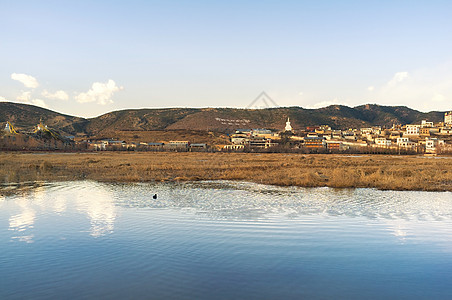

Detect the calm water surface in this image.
[1,181,452,299]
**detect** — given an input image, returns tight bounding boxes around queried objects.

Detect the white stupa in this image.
[285,117,292,132]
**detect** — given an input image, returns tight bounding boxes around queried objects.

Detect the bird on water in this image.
[153,194,157,199]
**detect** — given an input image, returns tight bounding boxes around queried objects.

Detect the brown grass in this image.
[1,152,452,193]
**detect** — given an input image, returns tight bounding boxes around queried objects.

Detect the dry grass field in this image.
[1,152,452,193]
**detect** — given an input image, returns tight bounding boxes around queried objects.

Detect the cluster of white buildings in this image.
[226,112,452,154]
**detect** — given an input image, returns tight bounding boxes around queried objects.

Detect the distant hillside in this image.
[84,108,197,134]
[0,102,87,134]
[0,102,448,136]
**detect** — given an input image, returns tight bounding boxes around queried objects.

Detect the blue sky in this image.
[1,0,451,117]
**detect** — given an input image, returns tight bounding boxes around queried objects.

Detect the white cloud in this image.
[369,63,452,111]
[306,98,351,109]
[15,91,48,108]
[42,89,69,101]
[0,96,6,101]
[11,73,39,88]
[387,71,409,87]
[76,79,123,105]
[368,86,375,91]
[17,91,32,102]
[30,99,48,108]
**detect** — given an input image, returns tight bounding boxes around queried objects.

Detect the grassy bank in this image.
[1,152,452,192]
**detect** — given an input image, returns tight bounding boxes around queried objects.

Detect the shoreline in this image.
[1,152,452,193]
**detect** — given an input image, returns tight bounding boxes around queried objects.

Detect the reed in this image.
[1,152,451,192]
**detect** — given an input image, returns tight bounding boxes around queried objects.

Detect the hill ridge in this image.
[0,102,448,135]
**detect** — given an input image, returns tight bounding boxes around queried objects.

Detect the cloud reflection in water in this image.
[2,180,452,246]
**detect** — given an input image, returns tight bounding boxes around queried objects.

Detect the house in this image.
[315,125,332,135]
[252,129,275,138]
[375,138,391,147]
[326,140,347,151]
[304,136,325,148]
[306,132,319,138]
[425,138,445,154]
[364,133,374,142]
[147,142,164,147]
[190,143,207,149]
[235,129,253,135]
[332,130,342,139]
[108,140,126,148]
[439,127,452,135]
[419,128,431,136]
[306,126,320,132]
[396,137,409,144]
[169,141,190,147]
[144,142,164,150]
[247,137,276,148]
[89,141,106,151]
[342,141,368,149]
[421,120,434,128]
[445,112,452,125]
[223,144,245,151]
[230,133,248,145]
[360,128,372,135]
[342,130,357,140]
[396,138,416,149]
[389,131,402,139]
[371,127,382,135]
[405,125,420,136]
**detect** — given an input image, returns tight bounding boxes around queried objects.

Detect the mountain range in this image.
[0,102,448,136]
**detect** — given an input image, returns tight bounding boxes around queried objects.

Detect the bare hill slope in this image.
[0,102,447,135]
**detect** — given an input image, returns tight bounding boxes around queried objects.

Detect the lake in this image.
[1,181,452,299]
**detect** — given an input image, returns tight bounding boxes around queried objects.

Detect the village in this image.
[2,111,452,155]
[223,112,452,155]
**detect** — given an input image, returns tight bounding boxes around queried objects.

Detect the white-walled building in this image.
[445,112,452,125]
[405,125,420,136]
[396,137,416,149]
[421,120,434,128]
[425,138,445,154]
[397,137,409,144]
[440,127,452,135]
[375,138,392,147]
[360,128,372,135]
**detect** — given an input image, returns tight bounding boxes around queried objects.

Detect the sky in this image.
[1,0,452,118]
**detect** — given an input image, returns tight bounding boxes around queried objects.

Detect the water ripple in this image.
[1,181,452,299]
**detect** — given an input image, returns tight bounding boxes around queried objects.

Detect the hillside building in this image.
[405,125,420,136]
[439,127,452,135]
[397,137,409,144]
[375,138,391,147]
[419,128,431,136]
[445,112,452,125]
[421,120,434,128]
[168,141,190,147]
[425,138,445,154]
[304,136,325,149]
